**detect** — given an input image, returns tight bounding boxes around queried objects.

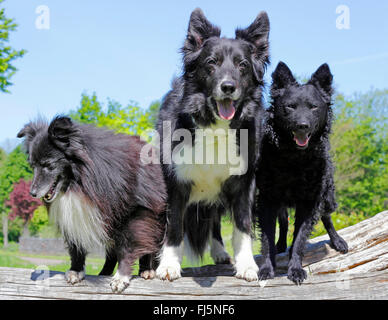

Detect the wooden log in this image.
[0,211,387,300]
[0,267,387,300]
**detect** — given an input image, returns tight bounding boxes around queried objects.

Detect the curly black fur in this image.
[255,62,348,284]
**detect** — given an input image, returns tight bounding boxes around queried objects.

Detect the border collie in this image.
[255,62,348,284]
[155,8,270,281]
[17,116,166,293]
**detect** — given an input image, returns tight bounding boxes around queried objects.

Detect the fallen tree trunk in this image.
[0,211,387,300]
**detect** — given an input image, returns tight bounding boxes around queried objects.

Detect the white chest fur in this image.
[173,120,247,204]
[49,191,108,250]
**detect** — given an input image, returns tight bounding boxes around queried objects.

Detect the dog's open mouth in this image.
[216,99,236,120]
[43,177,61,203]
[293,132,311,149]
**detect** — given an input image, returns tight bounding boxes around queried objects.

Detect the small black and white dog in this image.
[255,62,348,284]
[155,8,269,281]
[17,116,167,293]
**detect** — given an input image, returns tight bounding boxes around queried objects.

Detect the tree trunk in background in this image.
[2,213,8,248]
[22,222,30,237]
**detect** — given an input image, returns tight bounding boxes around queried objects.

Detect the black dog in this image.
[255,62,348,284]
[18,116,166,293]
[155,8,269,281]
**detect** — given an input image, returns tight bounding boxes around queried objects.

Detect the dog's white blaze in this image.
[173,120,246,205]
[232,226,259,280]
[49,191,108,250]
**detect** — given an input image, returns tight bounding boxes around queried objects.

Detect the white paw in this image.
[232,228,258,282]
[65,270,85,284]
[140,269,156,280]
[235,264,259,282]
[156,263,181,281]
[110,272,130,293]
[156,244,182,281]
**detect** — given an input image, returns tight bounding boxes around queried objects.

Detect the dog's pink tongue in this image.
[294,136,309,147]
[217,99,235,120]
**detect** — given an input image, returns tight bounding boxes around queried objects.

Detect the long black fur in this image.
[255,62,348,284]
[17,116,167,291]
[157,8,269,264]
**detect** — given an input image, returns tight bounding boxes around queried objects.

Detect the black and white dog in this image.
[155,8,270,281]
[255,62,348,284]
[18,116,167,293]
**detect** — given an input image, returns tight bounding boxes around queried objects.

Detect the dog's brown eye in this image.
[239,60,249,71]
[206,58,217,66]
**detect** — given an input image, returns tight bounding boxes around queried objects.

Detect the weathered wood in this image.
[0,211,387,300]
[0,267,387,300]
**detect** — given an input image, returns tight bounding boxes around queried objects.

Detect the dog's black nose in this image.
[30,191,37,198]
[221,81,236,94]
[297,123,310,130]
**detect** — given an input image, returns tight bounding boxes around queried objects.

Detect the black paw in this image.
[258,266,275,281]
[287,267,307,285]
[276,243,287,254]
[331,236,348,254]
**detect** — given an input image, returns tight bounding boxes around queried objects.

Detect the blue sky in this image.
[1,0,387,147]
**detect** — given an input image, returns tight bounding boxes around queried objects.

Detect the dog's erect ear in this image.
[48,116,75,151]
[183,8,221,55]
[309,63,333,97]
[235,11,270,81]
[235,11,270,51]
[271,61,297,92]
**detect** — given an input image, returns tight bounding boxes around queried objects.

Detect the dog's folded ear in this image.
[184,8,221,53]
[17,119,48,153]
[17,125,35,139]
[235,11,270,82]
[271,61,297,93]
[48,116,80,152]
[309,63,333,99]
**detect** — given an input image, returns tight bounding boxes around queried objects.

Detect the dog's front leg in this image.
[232,179,259,282]
[288,204,318,284]
[65,241,86,284]
[156,185,189,281]
[257,202,279,280]
[110,247,135,293]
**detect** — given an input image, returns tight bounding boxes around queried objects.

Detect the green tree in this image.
[0,145,32,246]
[0,0,26,93]
[331,89,388,216]
[0,147,6,165]
[29,206,48,236]
[69,92,160,139]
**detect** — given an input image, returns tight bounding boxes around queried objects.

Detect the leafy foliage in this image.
[69,92,160,139]
[0,0,26,93]
[29,205,52,236]
[331,89,388,216]
[0,147,6,165]
[0,146,32,242]
[6,179,42,224]
[0,145,32,207]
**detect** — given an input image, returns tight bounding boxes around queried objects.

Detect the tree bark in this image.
[2,212,8,248]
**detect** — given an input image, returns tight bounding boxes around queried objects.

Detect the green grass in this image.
[0,244,107,275]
